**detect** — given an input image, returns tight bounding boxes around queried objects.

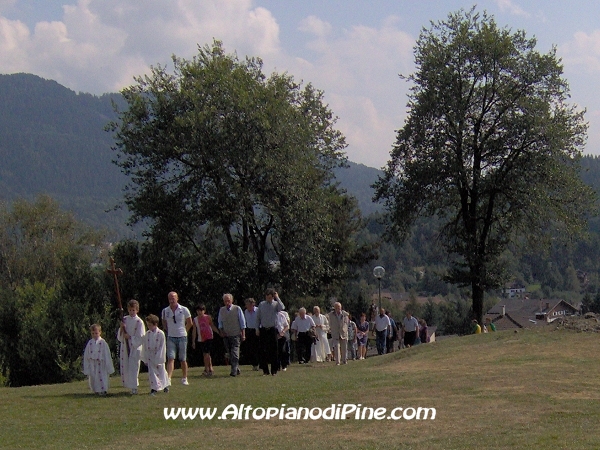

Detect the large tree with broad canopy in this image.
[375,9,596,325]
[110,41,370,301]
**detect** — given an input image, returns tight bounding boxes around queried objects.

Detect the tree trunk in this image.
[472,282,484,327]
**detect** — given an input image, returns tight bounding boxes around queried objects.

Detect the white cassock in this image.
[141,328,169,390]
[83,337,115,393]
[311,314,331,362]
[117,315,145,389]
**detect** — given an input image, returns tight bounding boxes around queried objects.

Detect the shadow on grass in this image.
[23,391,134,399]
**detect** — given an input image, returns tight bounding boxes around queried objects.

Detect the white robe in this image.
[311,314,331,362]
[141,328,169,390]
[83,337,115,393]
[117,315,145,389]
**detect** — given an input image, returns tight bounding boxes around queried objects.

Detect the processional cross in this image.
[107,257,129,356]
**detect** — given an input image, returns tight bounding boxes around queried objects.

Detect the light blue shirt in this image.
[244,308,258,329]
[256,297,285,329]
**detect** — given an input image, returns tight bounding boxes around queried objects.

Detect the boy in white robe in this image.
[142,314,169,395]
[83,324,115,395]
[117,299,146,394]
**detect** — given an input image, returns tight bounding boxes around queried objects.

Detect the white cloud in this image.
[583,108,600,155]
[330,93,398,170]
[0,1,415,167]
[298,15,332,38]
[0,0,281,93]
[495,0,531,18]
[0,16,29,72]
[560,30,600,74]
[283,16,414,167]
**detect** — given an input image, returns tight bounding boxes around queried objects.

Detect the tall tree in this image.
[0,196,111,386]
[110,41,368,301]
[375,9,596,324]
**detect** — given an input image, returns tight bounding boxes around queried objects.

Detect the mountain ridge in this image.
[0,73,382,235]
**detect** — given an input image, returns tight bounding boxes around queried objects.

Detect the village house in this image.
[486,297,580,331]
[503,281,526,298]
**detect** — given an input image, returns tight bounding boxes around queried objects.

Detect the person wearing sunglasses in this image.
[162,291,193,386]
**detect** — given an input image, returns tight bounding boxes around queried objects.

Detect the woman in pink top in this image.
[192,304,219,376]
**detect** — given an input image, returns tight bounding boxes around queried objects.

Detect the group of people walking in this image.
[365,306,430,356]
[83,298,170,396]
[82,289,430,396]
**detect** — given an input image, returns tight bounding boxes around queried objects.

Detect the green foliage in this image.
[0,196,113,386]
[581,293,600,314]
[403,294,423,318]
[0,195,101,289]
[110,41,371,302]
[437,297,473,335]
[421,298,442,327]
[375,8,596,324]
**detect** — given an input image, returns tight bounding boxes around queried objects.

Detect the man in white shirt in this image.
[276,310,290,371]
[373,308,391,355]
[402,310,420,348]
[162,291,192,385]
[290,308,315,364]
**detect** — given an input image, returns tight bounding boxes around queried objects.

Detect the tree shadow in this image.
[23,391,133,399]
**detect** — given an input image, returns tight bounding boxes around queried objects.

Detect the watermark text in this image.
[164,404,436,421]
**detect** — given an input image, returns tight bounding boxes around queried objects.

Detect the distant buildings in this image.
[503,282,526,298]
[486,297,579,331]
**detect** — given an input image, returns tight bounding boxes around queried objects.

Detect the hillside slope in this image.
[0,327,598,449]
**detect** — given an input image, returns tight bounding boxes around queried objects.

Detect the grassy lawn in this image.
[2,327,600,449]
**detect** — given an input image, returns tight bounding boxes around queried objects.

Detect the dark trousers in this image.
[277,337,290,370]
[259,327,279,375]
[296,332,312,363]
[223,335,241,376]
[386,335,395,353]
[376,329,387,355]
[404,330,417,347]
[243,328,260,367]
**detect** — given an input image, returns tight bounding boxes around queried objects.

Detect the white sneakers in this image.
[181,378,189,386]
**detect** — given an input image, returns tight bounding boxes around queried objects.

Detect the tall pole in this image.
[107,257,129,356]
[373,266,385,312]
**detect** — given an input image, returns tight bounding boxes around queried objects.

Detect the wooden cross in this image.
[107,257,124,317]
[107,257,129,356]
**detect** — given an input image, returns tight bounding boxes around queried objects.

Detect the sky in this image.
[1,0,599,169]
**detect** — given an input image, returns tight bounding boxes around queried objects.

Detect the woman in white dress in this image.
[311,306,331,362]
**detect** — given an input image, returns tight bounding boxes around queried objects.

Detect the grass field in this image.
[2,327,600,450]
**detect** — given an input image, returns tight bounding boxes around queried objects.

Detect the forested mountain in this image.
[0,73,129,236]
[334,162,383,216]
[0,73,383,235]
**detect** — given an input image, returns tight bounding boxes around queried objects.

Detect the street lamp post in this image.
[373,266,385,311]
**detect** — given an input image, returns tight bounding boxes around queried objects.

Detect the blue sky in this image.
[1,0,599,168]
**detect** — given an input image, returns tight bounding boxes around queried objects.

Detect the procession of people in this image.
[83,287,431,395]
